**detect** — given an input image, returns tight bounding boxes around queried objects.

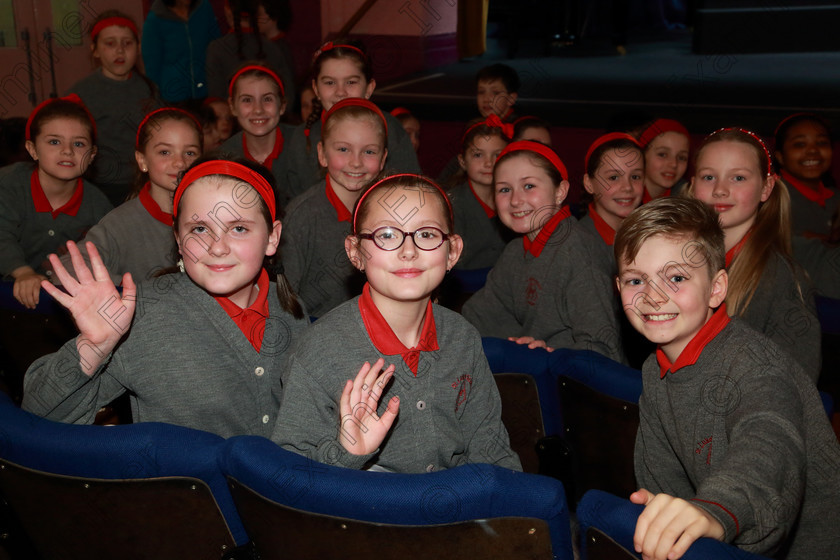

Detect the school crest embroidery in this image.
[526,277,542,306]
[452,374,472,413]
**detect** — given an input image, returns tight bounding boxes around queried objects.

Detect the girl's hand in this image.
[508,336,555,352]
[12,270,47,309]
[41,241,136,376]
[338,358,400,456]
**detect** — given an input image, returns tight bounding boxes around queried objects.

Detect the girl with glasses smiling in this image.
[273,173,521,473]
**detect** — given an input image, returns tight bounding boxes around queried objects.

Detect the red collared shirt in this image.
[243,127,284,171]
[31,169,84,219]
[468,179,496,218]
[522,205,571,258]
[587,203,615,245]
[325,175,353,223]
[214,268,270,352]
[357,283,439,376]
[724,229,752,268]
[138,182,173,226]
[781,169,835,208]
[656,304,731,378]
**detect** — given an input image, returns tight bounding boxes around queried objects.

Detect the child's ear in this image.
[364,78,376,99]
[378,148,388,171]
[508,92,518,106]
[25,140,38,161]
[316,141,327,168]
[446,233,464,271]
[345,235,365,271]
[135,150,148,173]
[228,97,238,117]
[709,268,728,308]
[583,174,595,194]
[760,174,775,202]
[265,220,282,257]
[457,153,466,171]
[555,180,570,206]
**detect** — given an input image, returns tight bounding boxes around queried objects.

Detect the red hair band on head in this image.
[352,173,453,234]
[461,114,514,144]
[173,160,276,220]
[320,98,388,133]
[584,132,641,171]
[25,94,97,142]
[773,112,828,139]
[227,64,286,98]
[499,140,568,182]
[638,118,689,148]
[390,107,411,118]
[90,16,138,41]
[313,41,367,61]
[709,127,773,176]
[135,107,203,150]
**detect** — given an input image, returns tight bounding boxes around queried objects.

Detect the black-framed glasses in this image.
[357,226,450,251]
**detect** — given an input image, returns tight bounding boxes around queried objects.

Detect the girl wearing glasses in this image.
[273,173,521,473]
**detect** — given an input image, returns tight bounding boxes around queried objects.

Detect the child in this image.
[448,115,514,270]
[476,63,520,121]
[638,118,690,201]
[283,40,420,198]
[390,107,420,152]
[461,141,624,362]
[615,197,840,560]
[220,64,296,205]
[281,98,388,318]
[56,107,203,285]
[273,173,521,473]
[298,85,316,124]
[204,97,236,144]
[22,157,309,439]
[512,116,553,146]
[688,128,821,382]
[66,10,161,206]
[0,95,112,309]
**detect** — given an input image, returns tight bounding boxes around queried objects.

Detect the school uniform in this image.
[66,70,161,205]
[577,204,617,272]
[778,173,839,238]
[791,235,840,299]
[462,207,625,363]
[219,125,297,206]
[636,308,840,559]
[273,284,521,473]
[282,112,421,200]
[281,177,364,318]
[56,183,177,285]
[22,270,309,439]
[449,181,513,270]
[0,162,112,279]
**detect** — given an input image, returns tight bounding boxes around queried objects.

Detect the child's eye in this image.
[48,139,60,145]
[375,228,397,241]
[263,95,275,103]
[733,175,746,182]
[323,80,335,86]
[607,174,619,181]
[186,150,198,157]
[701,174,714,181]
[497,186,510,194]
[524,183,536,190]
[364,149,378,155]
[336,146,349,152]
[232,225,248,234]
[191,225,207,234]
[657,151,668,158]
[631,173,643,181]
[623,277,643,286]
[74,141,87,148]
[417,229,438,240]
[677,154,688,162]
[159,150,170,156]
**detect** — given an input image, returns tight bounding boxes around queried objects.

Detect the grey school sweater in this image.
[272,295,522,473]
[22,272,310,439]
[636,316,840,559]
[778,176,840,238]
[577,213,616,274]
[0,162,112,279]
[280,180,363,318]
[219,124,297,207]
[462,213,625,363]
[449,182,513,270]
[791,235,840,300]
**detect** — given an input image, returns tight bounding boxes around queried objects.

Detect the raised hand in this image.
[338,358,400,456]
[41,241,136,376]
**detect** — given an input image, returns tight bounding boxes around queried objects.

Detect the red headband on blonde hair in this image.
[135,107,202,150]
[228,64,285,98]
[90,16,138,40]
[174,160,276,220]
[320,97,388,132]
[314,41,367,61]
[584,132,641,171]
[352,173,453,234]
[461,114,514,144]
[708,127,773,176]
[498,140,568,181]
[638,118,689,147]
[25,94,97,142]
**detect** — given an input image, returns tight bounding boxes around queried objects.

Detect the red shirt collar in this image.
[468,179,496,218]
[522,206,571,258]
[138,182,173,226]
[30,169,84,219]
[214,268,270,352]
[243,127,284,170]
[325,175,353,223]
[725,229,752,268]
[656,304,730,378]
[587,203,615,245]
[357,283,439,376]
[781,169,834,208]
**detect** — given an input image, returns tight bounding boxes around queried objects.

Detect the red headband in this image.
[352,173,453,234]
[773,112,829,140]
[461,114,514,144]
[90,17,138,41]
[135,107,202,150]
[708,127,773,176]
[25,94,97,142]
[314,41,367,61]
[638,118,689,147]
[228,65,285,98]
[390,107,411,118]
[320,98,388,133]
[174,160,276,220]
[584,132,641,171]
[498,140,568,181]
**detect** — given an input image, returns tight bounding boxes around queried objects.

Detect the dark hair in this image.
[512,116,551,142]
[229,0,266,60]
[450,117,511,187]
[586,137,644,177]
[773,113,833,180]
[493,149,564,188]
[90,10,159,101]
[256,0,292,31]
[28,99,96,144]
[475,63,520,93]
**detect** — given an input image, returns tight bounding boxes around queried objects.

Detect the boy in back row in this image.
[615,197,839,560]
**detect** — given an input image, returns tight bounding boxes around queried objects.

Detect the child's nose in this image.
[207,235,230,257]
[398,235,419,258]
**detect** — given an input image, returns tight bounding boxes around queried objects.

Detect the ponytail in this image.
[304,97,323,152]
[269,260,304,319]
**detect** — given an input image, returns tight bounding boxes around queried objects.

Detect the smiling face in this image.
[312,58,375,112]
[494,153,569,240]
[476,79,517,118]
[617,234,727,362]
[691,140,774,248]
[176,177,281,308]
[25,117,96,188]
[93,25,138,81]
[317,115,387,202]
[644,131,689,193]
[229,75,285,138]
[584,147,645,231]
[458,133,508,191]
[775,120,832,187]
[135,118,201,193]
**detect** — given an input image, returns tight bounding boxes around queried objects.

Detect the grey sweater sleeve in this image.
[461,246,522,338]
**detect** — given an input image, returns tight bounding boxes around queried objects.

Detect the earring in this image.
[141,167,148,172]
[177,258,185,273]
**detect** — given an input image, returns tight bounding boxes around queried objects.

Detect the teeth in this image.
[511,211,530,217]
[646,313,677,321]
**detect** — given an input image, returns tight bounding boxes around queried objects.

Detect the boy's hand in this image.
[508,336,554,352]
[631,488,725,560]
[338,358,399,456]
[12,270,47,309]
